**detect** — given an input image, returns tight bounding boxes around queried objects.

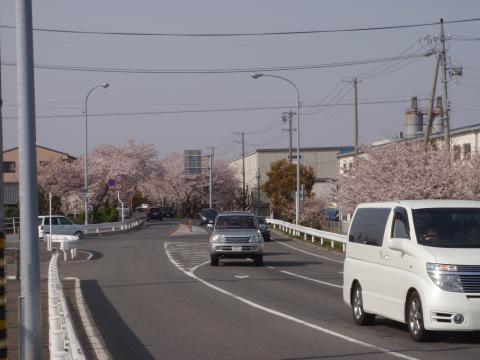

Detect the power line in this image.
[2,98,428,120]
[1,17,480,37]
[0,52,432,74]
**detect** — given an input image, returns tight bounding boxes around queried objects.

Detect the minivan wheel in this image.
[210,254,219,266]
[253,255,263,266]
[352,283,375,325]
[74,231,84,239]
[407,291,428,342]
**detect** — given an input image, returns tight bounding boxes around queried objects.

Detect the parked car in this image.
[199,208,219,226]
[161,206,175,218]
[210,211,263,266]
[343,200,480,341]
[256,216,271,241]
[38,215,85,238]
[147,207,163,221]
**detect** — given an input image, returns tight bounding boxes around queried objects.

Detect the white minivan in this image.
[38,215,85,239]
[343,200,480,341]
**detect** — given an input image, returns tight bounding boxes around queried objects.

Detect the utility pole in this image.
[256,168,261,215]
[0,35,7,360]
[344,78,361,154]
[282,111,295,163]
[234,132,246,210]
[424,31,442,150]
[16,0,42,358]
[440,18,450,151]
[205,146,214,208]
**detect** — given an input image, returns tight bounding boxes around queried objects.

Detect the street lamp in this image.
[250,73,301,224]
[84,82,109,225]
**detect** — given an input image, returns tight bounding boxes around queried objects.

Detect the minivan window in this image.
[215,215,257,230]
[349,208,390,246]
[391,207,410,239]
[413,208,480,248]
[58,217,73,225]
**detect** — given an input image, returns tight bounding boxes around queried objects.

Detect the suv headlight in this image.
[250,235,261,243]
[427,263,463,292]
[211,235,224,243]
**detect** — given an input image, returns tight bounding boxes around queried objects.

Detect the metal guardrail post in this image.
[0,231,6,360]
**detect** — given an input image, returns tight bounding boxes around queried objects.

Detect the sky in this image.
[1,0,480,160]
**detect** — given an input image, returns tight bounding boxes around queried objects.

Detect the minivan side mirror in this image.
[388,238,413,256]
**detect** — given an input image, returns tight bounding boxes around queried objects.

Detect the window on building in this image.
[463,143,472,160]
[453,145,461,161]
[3,161,16,173]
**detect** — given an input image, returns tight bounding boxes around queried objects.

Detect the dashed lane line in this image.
[280,270,343,289]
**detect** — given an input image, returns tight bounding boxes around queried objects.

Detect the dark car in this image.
[200,208,219,226]
[161,207,175,218]
[256,216,271,241]
[147,207,163,221]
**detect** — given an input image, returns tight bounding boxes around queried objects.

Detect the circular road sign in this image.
[115,183,122,191]
[115,175,122,183]
[107,178,116,188]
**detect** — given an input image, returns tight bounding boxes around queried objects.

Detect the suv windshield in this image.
[413,208,480,248]
[202,209,218,217]
[215,215,257,230]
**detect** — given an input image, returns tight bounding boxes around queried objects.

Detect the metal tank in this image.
[431,96,444,134]
[404,97,423,138]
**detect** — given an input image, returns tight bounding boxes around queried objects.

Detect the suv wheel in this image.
[210,254,219,266]
[352,282,375,325]
[407,291,428,341]
[253,255,263,266]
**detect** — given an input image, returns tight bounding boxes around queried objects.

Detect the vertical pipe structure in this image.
[257,169,261,216]
[423,50,441,150]
[208,153,213,209]
[16,0,42,357]
[440,18,450,151]
[353,78,359,155]
[0,36,7,360]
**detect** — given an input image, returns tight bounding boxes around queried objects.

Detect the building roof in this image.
[337,122,480,159]
[230,146,354,162]
[3,144,77,159]
[4,182,19,205]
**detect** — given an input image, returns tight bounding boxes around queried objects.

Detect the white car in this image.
[343,200,480,341]
[38,215,85,239]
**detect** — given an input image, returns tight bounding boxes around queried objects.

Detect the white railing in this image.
[46,235,80,261]
[83,218,143,236]
[48,253,85,360]
[4,217,19,234]
[267,218,348,252]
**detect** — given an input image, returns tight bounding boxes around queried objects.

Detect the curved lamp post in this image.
[250,73,301,225]
[84,83,109,225]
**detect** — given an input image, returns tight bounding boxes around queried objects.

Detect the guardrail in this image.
[83,218,143,236]
[4,217,19,234]
[48,253,85,359]
[267,218,348,252]
[46,235,80,261]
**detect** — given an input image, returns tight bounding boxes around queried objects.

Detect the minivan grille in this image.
[459,275,480,293]
[457,265,480,272]
[224,237,250,243]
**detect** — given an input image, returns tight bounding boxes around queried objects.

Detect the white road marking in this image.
[267,266,275,270]
[280,270,343,289]
[165,242,210,272]
[63,277,112,359]
[274,239,344,264]
[235,275,250,279]
[164,242,419,360]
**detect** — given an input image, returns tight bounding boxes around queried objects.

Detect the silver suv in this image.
[210,211,264,266]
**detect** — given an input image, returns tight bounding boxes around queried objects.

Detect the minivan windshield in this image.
[215,215,257,230]
[413,208,480,248]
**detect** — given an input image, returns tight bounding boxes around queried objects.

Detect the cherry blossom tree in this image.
[334,140,474,215]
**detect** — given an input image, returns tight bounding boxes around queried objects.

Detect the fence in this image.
[4,217,19,234]
[267,218,348,251]
[82,218,143,236]
[48,253,85,359]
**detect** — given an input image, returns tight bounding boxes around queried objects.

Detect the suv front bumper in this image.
[210,243,263,258]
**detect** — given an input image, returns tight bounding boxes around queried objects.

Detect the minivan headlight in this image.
[427,263,463,292]
[211,235,224,243]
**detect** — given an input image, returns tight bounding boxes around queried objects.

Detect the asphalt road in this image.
[60,221,480,360]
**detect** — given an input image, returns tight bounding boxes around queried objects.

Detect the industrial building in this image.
[229,146,354,208]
